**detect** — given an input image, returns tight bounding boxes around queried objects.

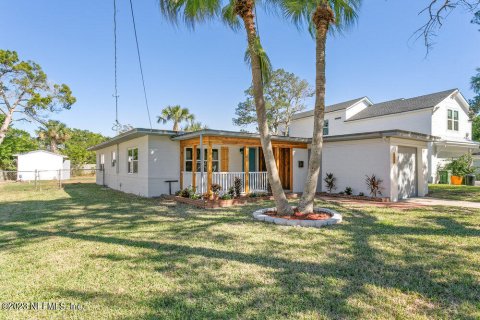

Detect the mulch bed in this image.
[265,210,332,220]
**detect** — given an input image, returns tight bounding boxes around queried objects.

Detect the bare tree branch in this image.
[415,0,479,53]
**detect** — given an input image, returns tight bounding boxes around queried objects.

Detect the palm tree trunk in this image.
[297,5,333,214]
[173,121,179,131]
[0,110,13,145]
[238,0,293,215]
[50,141,57,153]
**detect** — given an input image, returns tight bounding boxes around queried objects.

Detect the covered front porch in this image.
[172,130,310,195]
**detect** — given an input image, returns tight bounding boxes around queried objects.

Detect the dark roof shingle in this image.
[292,97,368,120]
[346,89,457,121]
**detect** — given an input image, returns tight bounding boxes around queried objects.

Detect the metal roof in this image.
[87,128,179,151]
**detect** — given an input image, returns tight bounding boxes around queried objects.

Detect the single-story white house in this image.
[89,127,436,201]
[15,150,71,181]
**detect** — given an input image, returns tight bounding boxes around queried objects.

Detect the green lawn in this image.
[1,182,479,319]
[429,184,480,202]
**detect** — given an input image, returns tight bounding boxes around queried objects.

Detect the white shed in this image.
[15,150,70,181]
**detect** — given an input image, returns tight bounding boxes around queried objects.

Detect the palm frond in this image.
[158,0,221,29]
[244,36,272,85]
[221,0,242,30]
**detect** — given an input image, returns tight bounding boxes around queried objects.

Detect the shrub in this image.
[179,187,193,198]
[190,193,201,200]
[228,186,235,198]
[344,186,353,195]
[444,154,475,176]
[211,183,222,195]
[248,192,258,198]
[324,173,336,193]
[219,194,232,200]
[359,192,365,197]
[234,177,242,197]
[365,174,384,198]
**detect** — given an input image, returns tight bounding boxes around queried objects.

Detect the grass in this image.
[429,184,480,202]
[0,181,479,319]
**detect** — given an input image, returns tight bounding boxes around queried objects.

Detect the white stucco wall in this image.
[292,148,308,193]
[16,151,67,181]
[148,135,181,196]
[431,95,471,141]
[321,139,391,197]
[96,136,150,197]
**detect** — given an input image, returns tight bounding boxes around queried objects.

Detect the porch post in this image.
[192,145,197,190]
[244,146,249,193]
[180,146,184,189]
[207,143,213,194]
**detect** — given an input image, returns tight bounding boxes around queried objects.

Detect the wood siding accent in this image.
[244,146,249,193]
[221,147,229,172]
[180,136,307,149]
[289,147,293,192]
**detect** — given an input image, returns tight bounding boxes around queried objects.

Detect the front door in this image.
[258,147,291,190]
[278,148,291,190]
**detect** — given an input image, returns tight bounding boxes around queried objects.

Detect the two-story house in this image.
[290,89,479,184]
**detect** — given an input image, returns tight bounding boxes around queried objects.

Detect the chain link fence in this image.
[0,168,99,191]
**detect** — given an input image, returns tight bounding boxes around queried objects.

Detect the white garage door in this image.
[398,146,417,199]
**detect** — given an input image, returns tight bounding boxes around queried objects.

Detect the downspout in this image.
[200,133,204,194]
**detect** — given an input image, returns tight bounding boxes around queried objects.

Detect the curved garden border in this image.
[252,207,342,228]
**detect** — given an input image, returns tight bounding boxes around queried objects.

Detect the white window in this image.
[447,109,459,131]
[127,148,138,174]
[184,148,219,172]
[323,119,329,136]
[111,151,116,167]
[100,154,105,170]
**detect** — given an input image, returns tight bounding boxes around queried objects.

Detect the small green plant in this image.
[248,192,258,198]
[180,186,195,198]
[219,193,232,200]
[228,186,235,198]
[359,192,365,197]
[234,177,242,197]
[444,154,475,176]
[365,174,383,198]
[211,183,222,195]
[344,186,353,195]
[324,173,336,193]
[190,193,201,200]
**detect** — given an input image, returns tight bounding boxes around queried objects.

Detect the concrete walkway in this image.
[317,195,480,209]
[402,197,480,209]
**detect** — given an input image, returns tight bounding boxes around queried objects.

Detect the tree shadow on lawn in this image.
[1,184,479,318]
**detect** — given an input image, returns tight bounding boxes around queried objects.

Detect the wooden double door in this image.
[259,147,291,190]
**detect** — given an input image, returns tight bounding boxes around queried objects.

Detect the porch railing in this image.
[182,171,268,194]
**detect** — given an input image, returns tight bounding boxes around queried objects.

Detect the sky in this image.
[1,0,479,137]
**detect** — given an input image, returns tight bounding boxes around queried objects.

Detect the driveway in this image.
[402,197,480,209]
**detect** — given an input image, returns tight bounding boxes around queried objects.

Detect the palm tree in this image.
[158,0,294,214]
[277,0,360,213]
[183,120,208,132]
[36,120,71,153]
[157,105,195,131]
